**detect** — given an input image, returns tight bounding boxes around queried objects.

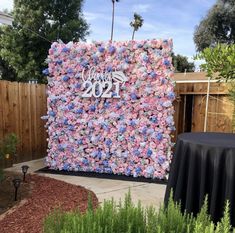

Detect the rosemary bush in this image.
[44,191,233,233]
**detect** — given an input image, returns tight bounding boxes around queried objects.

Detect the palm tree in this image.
[130,13,144,40]
[111,0,119,41]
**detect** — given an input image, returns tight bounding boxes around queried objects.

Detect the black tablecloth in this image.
[164,132,235,225]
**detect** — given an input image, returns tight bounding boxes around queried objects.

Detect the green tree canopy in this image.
[194,0,235,51]
[0,0,89,83]
[172,53,195,73]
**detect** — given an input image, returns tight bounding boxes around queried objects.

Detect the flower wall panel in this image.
[44,39,175,179]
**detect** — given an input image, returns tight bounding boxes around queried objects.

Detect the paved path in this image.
[5,158,166,208]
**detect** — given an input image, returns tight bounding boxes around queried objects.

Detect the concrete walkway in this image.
[5,158,166,208]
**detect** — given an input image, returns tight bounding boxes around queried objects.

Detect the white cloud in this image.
[132,4,151,13]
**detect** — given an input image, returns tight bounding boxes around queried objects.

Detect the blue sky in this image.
[1,0,216,59]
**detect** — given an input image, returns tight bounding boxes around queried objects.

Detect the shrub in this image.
[43,191,234,233]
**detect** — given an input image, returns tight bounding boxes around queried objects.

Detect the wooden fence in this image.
[0,73,234,168]
[0,81,47,168]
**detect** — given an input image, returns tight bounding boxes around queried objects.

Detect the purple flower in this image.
[130,93,138,100]
[119,126,126,134]
[156,133,163,141]
[89,105,96,112]
[76,108,83,114]
[109,46,116,54]
[49,111,56,117]
[62,47,70,53]
[147,149,153,157]
[150,71,157,78]
[98,46,105,53]
[42,69,49,75]
[62,76,69,82]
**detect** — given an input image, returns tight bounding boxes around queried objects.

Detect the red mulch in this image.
[0,174,98,233]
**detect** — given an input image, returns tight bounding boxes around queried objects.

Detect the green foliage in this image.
[130,13,144,40]
[194,0,235,51]
[0,0,89,83]
[0,133,18,182]
[43,191,234,233]
[172,53,195,72]
[195,43,235,81]
[0,133,19,158]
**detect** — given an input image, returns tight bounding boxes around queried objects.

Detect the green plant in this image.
[43,191,234,233]
[195,43,235,130]
[0,133,18,181]
[0,133,19,158]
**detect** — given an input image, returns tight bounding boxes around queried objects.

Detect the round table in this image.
[164,132,235,225]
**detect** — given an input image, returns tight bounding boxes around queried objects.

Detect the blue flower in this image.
[125,57,130,63]
[105,138,112,147]
[89,105,96,112]
[63,163,70,170]
[62,76,69,82]
[97,150,102,159]
[81,60,89,67]
[129,120,136,127]
[150,71,157,78]
[135,167,142,174]
[150,116,157,123]
[67,68,74,74]
[143,54,149,62]
[77,139,83,145]
[104,101,110,108]
[75,83,81,89]
[156,133,163,141]
[167,92,175,100]
[134,149,140,156]
[42,68,49,76]
[142,127,147,135]
[166,116,173,125]
[68,125,75,131]
[147,149,153,157]
[64,118,69,125]
[103,160,109,166]
[137,44,143,48]
[62,47,70,53]
[158,156,166,165]
[98,46,105,53]
[56,60,63,65]
[106,66,113,72]
[68,103,75,110]
[119,126,126,134]
[130,93,137,100]
[164,59,170,66]
[109,45,116,54]
[76,108,83,114]
[83,158,89,165]
[49,111,56,117]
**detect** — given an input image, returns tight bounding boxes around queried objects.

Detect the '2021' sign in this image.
[81,67,128,98]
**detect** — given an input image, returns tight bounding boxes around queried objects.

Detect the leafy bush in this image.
[0,133,18,158]
[43,191,233,233]
[0,133,19,181]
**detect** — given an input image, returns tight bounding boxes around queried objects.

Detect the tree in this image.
[0,0,89,83]
[130,13,144,40]
[172,53,195,73]
[194,0,235,51]
[110,0,119,42]
[195,44,235,81]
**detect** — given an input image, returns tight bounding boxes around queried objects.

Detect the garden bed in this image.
[0,173,98,233]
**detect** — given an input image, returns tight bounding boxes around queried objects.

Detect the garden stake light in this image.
[12,178,21,201]
[21,165,29,182]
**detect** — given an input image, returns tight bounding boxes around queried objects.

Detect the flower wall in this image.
[44,39,175,179]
